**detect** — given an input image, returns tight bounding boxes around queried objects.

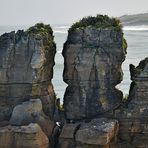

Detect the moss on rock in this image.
[26,23,53,36]
[69,15,123,32]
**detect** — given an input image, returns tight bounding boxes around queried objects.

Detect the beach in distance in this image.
[0,24,148,101]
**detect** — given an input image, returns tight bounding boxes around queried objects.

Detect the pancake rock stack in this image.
[60,15,127,148]
[0,23,57,147]
[63,15,127,120]
[116,58,148,147]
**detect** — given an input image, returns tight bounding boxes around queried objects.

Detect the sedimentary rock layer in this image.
[116,58,148,147]
[10,99,55,138]
[59,118,118,148]
[0,23,56,121]
[63,15,127,120]
[0,123,49,148]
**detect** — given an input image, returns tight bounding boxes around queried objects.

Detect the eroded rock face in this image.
[59,118,118,148]
[9,99,55,138]
[128,57,148,117]
[0,23,56,121]
[61,16,127,148]
[63,24,127,120]
[0,123,49,148]
[115,58,148,147]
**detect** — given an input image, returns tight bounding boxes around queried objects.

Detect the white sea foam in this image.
[53,30,68,34]
[57,49,62,53]
[54,26,70,29]
[53,25,69,34]
[123,25,148,31]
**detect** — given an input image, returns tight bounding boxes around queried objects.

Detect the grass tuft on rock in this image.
[69,15,123,32]
[26,23,53,37]
[27,23,55,43]
[27,23,56,64]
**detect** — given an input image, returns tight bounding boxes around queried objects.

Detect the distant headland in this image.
[120,12,148,26]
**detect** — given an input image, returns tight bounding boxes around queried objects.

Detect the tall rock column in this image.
[63,15,127,120]
[0,23,56,121]
[116,58,148,147]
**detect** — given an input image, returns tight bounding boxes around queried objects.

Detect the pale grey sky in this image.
[0,0,148,25]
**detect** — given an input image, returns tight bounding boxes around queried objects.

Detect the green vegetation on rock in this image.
[69,15,123,32]
[123,38,128,51]
[26,23,53,36]
[27,23,56,79]
[27,23,56,52]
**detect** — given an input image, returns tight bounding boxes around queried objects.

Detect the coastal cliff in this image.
[0,23,57,147]
[0,16,147,148]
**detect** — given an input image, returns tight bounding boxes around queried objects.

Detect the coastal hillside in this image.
[120,13,148,26]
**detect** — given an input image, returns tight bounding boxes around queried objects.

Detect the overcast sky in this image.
[0,0,148,25]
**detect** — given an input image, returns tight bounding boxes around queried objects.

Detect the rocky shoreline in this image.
[0,15,147,148]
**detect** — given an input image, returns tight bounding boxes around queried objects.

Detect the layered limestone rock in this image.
[59,118,119,148]
[0,23,56,121]
[115,58,148,147]
[128,57,148,118]
[59,15,127,148]
[63,15,127,120]
[0,23,57,148]
[0,123,49,148]
[10,99,55,138]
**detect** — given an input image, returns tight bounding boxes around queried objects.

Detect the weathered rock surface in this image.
[59,123,80,148]
[59,118,118,148]
[0,123,49,148]
[75,118,118,145]
[127,57,148,118]
[115,58,148,147]
[0,23,56,121]
[10,99,55,138]
[0,23,57,148]
[63,16,127,120]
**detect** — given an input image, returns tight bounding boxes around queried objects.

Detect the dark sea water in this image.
[0,25,148,102]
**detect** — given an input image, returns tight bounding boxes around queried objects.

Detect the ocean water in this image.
[0,25,148,101]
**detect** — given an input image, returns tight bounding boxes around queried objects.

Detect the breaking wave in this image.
[123,25,148,31]
[53,30,68,34]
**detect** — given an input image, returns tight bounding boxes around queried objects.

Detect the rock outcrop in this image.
[0,16,147,148]
[63,15,127,120]
[59,15,127,148]
[0,23,56,121]
[10,99,55,138]
[0,123,49,148]
[59,118,119,148]
[115,57,148,147]
[0,23,57,148]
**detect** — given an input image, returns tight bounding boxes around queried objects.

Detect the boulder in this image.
[58,123,80,148]
[58,118,118,148]
[10,99,42,125]
[0,123,49,148]
[75,118,118,146]
[10,99,55,138]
